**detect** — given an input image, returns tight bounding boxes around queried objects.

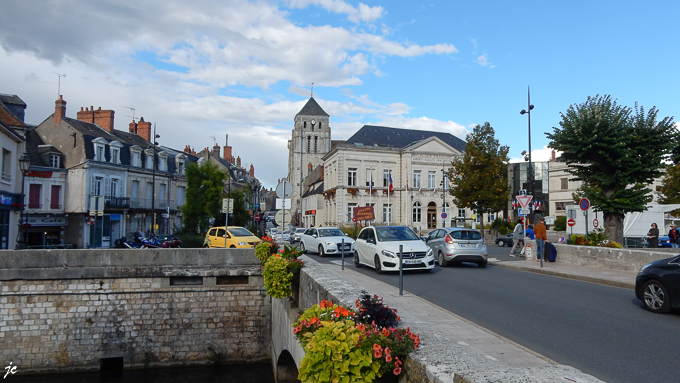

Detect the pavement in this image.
[319,254,636,382]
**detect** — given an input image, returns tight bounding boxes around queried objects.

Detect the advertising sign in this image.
[353,206,375,221]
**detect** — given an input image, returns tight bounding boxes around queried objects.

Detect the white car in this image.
[354,226,435,273]
[298,227,354,257]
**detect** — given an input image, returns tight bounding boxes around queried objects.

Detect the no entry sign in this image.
[567,218,576,227]
[254,214,260,221]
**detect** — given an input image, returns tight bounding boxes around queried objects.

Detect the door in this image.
[427,202,437,229]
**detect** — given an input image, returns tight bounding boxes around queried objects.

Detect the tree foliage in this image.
[214,187,252,227]
[547,95,677,243]
[448,122,510,231]
[181,161,228,234]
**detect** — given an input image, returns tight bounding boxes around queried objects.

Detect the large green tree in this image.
[181,161,228,234]
[658,164,680,204]
[448,122,510,234]
[547,95,677,244]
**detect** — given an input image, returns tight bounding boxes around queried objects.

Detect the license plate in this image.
[404,259,421,265]
[460,244,476,248]
[342,244,351,250]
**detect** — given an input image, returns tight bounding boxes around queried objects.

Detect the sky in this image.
[1,0,678,189]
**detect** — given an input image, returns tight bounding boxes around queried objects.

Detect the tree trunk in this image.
[603,212,625,245]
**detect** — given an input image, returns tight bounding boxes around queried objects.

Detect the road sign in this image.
[275,210,291,226]
[254,214,261,221]
[517,195,533,209]
[276,198,291,209]
[567,218,576,227]
[276,181,293,199]
[221,198,234,214]
[579,198,590,211]
[519,208,530,216]
[441,212,448,219]
[593,219,599,228]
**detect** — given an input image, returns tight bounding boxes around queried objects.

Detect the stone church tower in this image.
[287,97,331,225]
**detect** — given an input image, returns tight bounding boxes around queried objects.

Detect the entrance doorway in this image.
[427,202,437,229]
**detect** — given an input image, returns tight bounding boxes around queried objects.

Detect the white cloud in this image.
[476,53,496,68]
[285,0,384,23]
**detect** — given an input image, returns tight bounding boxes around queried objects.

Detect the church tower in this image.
[287,97,331,225]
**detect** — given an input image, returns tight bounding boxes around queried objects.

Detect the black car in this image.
[495,234,514,247]
[635,255,680,313]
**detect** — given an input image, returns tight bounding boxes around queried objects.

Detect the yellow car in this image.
[203,226,262,248]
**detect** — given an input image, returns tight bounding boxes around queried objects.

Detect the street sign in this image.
[519,208,530,216]
[441,212,447,219]
[579,198,590,211]
[567,218,576,227]
[593,219,599,228]
[276,181,293,199]
[275,210,291,226]
[221,198,234,214]
[517,195,533,209]
[254,214,261,221]
[276,198,291,209]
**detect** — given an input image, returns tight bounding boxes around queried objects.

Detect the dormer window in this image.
[175,154,186,175]
[50,154,60,168]
[144,149,154,170]
[108,141,123,164]
[130,145,142,167]
[92,137,108,162]
[96,146,104,161]
[158,151,168,172]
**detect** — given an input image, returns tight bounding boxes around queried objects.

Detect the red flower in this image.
[385,354,392,362]
[393,367,402,375]
[357,324,365,331]
[373,343,381,351]
[374,349,383,358]
[384,347,391,355]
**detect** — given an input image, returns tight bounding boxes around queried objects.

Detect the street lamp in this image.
[17,151,30,249]
[520,86,535,224]
[150,127,160,235]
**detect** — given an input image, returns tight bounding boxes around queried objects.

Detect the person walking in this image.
[534,218,547,263]
[668,224,680,248]
[509,219,524,256]
[647,223,659,248]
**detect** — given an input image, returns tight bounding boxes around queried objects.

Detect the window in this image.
[458,208,466,218]
[146,182,153,202]
[50,185,61,209]
[177,186,186,207]
[92,176,103,196]
[111,149,120,164]
[145,150,154,169]
[132,180,139,202]
[347,203,357,223]
[347,168,357,186]
[365,169,375,187]
[110,178,119,197]
[428,171,436,189]
[383,170,390,187]
[307,136,311,152]
[50,154,60,168]
[158,152,168,171]
[160,183,167,203]
[1,149,10,181]
[412,202,422,223]
[561,178,568,190]
[382,204,392,223]
[131,151,141,167]
[314,136,318,153]
[413,170,421,189]
[95,145,104,161]
[555,202,566,211]
[29,184,42,209]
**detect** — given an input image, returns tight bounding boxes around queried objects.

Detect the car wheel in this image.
[496,240,504,247]
[478,260,488,269]
[438,251,449,267]
[318,245,326,257]
[354,251,362,268]
[374,255,383,274]
[299,241,306,252]
[642,279,671,313]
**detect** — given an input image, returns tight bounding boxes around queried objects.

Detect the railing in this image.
[104,196,130,209]
[129,198,179,210]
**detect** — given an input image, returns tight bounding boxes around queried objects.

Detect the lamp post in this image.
[441,165,448,228]
[520,87,535,224]
[150,125,160,235]
[17,151,30,249]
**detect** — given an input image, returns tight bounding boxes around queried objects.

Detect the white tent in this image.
[623,204,680,237]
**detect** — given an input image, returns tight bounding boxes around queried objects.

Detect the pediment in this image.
[404,136,462,156]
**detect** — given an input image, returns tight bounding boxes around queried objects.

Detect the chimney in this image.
[54,96,67,125]
[129,120,138,134]
[184,145,191,154]
[137,117,152,142]
[93,107,115,133]
[191,147,196,156]
[551,150,556,162]
[212,144,220,158]
[236,156,241,167]
[223,146,232,163]
[76,106,94,123]
[249,164,255,177]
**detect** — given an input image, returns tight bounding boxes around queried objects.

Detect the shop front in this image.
[22,214,69,248]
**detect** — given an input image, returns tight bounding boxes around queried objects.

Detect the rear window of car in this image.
[319,228,344,237]
[449,230,482,240]
[229,227,255,237]
[375,227,420,242]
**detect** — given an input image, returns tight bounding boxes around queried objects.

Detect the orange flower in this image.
[357,324,365,331]
[384,347,391,355]
[374,349,382,358]
[393,367,402,375]
[373,343,382,351]
[381,328,390,337]
[293,327,299,334]
[395,357,402,367]
[310,317,318,324]
[385,354,392,362]
[340,308,349,317]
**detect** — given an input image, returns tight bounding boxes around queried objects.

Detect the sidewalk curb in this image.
[489,261,636,290]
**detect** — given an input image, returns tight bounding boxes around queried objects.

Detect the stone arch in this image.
[276,349,299,382]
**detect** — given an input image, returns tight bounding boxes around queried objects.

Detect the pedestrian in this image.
[647,223,659,248]
[534,218,547,263]
[509,219,524,256]
[525,224,535,240]
[668,224,680,248]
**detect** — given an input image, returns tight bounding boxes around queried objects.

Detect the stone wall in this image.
[0,248,271,373]
[551,243,672,272]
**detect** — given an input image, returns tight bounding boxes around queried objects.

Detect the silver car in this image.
[290,228,306,243]
[423,228,488,268]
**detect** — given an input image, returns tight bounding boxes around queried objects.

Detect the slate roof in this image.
[296,97,329,117]
[0,93,27,123]
[343,125,466,153]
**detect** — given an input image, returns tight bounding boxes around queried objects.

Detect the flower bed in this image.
[256,240,305,299]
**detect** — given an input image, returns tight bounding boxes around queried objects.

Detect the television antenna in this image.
[52,72,66,98]
[123,105,136,122]
[209,136,216,146]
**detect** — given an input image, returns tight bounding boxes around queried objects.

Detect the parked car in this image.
[423,227,488,268]
[299,227,354,257]
[658,235,672,248]
[156,234,182,248]
[203,226,261,248]
[290,228,306,243]
[354,226,435,273]
[494,233,514,247]
[635,255,680,313]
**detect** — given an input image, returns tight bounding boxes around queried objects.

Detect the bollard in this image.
[525,244,532,260]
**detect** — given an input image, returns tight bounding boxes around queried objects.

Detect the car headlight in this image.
[325,242,336,248]
[640,263,652,272]
[426,247,433,257]
[237,241,247,246]
[381,250,396,258]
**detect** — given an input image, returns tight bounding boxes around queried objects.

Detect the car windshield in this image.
[449,230,482,240]
[295,229,306,233]
[319,228,345,237]
[375,227,420,242]
[229,227,255,237]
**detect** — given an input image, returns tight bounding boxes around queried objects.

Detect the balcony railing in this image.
[104,196,130,209]
[129,198,180,211]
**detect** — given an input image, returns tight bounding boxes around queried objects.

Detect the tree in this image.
[215,188,252,227]
[448,122,510,234]
[547,95,677,244]
[658,164,680,204]
[181,161,228,234]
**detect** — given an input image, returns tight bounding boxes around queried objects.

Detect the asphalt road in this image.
[303,242,680,383]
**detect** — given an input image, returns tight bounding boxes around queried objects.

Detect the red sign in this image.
[25,170,53,178]
[353,206,375,221]
[593,219,599,228]
[567,218,576,227]
[254,214,260,221]
[579,198,590,211]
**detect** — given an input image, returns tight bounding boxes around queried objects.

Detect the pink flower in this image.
[385,355,392,362]
[374,349,383,358]
[393,367,402,375]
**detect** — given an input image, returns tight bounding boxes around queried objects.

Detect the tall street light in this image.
[150,125,160,235]
[520,86,535,224]
[17,151,30,249]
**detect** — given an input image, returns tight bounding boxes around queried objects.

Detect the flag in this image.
[388,172,393,191]
[418,186,422,192]
[433,187,437,193]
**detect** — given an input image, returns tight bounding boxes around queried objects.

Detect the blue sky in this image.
[1,0,678,188]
